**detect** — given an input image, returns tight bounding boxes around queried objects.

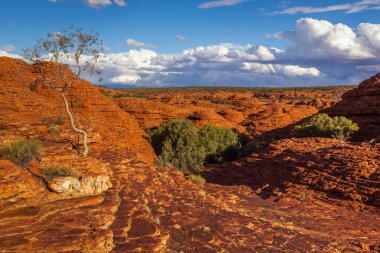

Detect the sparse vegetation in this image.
[41,166,79,181]
[23,27,103,157]
[148,119,238,174]
[51,116,65,126]
[187,174,206,185]
[48,123,60,135]
[0,140,43,168]
[294,113,359,140]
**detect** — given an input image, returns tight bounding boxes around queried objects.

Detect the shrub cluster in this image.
[148,119,238,174]
[187,174,206,185]
[0,139,43,168]
[294,113,359,140]
[41,166,79,181]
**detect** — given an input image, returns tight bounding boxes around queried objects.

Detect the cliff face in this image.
[329,73,380,141]
[0,57,156,163]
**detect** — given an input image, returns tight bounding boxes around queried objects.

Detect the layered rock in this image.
[205,138,380,208]
[329,73,380,141]
[0,57,155,163]
[1,57,379,252]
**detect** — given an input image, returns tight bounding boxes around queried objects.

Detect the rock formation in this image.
[329,73,380,141]
[0,58,379,252]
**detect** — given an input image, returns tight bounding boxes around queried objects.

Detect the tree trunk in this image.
[60,91,89,157]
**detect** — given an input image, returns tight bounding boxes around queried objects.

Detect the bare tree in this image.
[23,27,103,157]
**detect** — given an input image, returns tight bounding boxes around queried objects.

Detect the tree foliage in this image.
[294,113,359,140]
[148,119,238,174]
[23,27,103,157]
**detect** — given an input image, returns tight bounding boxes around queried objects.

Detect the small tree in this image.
[23,27,103,156]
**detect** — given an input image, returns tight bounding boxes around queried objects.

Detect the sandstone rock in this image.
[48,176,81,193]
[0,56,156,164]
[48,175,112,194]
[329,73,380,140]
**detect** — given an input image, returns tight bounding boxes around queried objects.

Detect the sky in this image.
[1,0,380,87]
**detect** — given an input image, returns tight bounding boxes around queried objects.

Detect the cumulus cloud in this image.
[275,0,380,14]
[4,18,380,87]
[198,0,248,9]
[91,43,321,86]
[275,18,380,61]
[93,19,380,86]
[1,44,16,53]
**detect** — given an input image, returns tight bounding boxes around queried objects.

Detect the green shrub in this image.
[198,125,238,162]
[41,166,79,181]
[294,113,359,140]
[148,119,206,174]
[48,123,59,134]
[187,174,206,185]
[148,119,238,174]
[0,140,43,168]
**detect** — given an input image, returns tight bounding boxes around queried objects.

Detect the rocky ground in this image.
[0,57,379,252]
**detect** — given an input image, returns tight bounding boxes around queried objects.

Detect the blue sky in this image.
[1,0,380,86]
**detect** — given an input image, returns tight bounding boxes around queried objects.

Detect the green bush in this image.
[294,113,359,140]
[148,119,238,174]
[41,166,79,181]
[198,125,238,162]
[0,140,43,168]
[187,174,206,185]
[148,119,206,174]
[48,123,59,135]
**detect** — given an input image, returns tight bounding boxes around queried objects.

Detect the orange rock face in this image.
[329,73,380,141]
[0,57,155,164]
[110,86,350,137]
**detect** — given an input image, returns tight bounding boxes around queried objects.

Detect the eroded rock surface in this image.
[0,58,379,252]
[329,73,380,141]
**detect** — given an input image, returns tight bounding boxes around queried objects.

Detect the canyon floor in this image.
[0,57,379,252]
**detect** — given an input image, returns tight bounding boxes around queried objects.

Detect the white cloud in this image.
[275,18,378,61]
[0,50,22,59]
[49,0,126,8]
[1,44,16,53]
[126,39,155,49]
[84,0,112,8]
[4,19,380,87]
[275,0,380,14]
[113,0,126,6]
[176,35,186,41]
[198,0,248,9]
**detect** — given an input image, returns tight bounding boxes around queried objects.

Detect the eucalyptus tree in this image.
[23,27,103,157]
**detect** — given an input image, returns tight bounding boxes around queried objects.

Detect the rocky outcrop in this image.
[1,58,379,252]
[205,138,380,208]
[48,175,112,194]
[329,73,380,141]
[0,57,156,164]
[112,86,349,137]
